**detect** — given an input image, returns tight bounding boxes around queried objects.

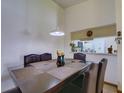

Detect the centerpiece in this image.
[56,50,65,67]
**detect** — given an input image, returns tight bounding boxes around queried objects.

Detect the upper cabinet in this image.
[71,24,116,40]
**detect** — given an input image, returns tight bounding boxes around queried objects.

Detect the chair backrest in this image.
[40,53,52,61]
[85,63,99,93]
[73,53,86,63]
[96,58,108,93]
[24,54,41,67]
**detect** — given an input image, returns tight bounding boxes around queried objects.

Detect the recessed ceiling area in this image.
[52,0,87,8]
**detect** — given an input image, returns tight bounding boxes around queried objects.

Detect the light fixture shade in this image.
[49,31,64,36]
[49,27,65,36]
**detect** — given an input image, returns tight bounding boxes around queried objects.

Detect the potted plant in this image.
[70,42,76,52]
[108,45,113,54]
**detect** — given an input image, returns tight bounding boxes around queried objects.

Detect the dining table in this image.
[10,59,91,93]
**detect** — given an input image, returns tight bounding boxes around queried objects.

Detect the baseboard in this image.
[104,81,122,93]
[104,81,117,88]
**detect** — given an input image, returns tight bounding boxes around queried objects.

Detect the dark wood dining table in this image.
[10,59,91,93]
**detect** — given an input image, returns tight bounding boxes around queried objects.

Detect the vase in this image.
[108,48,113,54]
[56,56,62,67]
[61,55,65,66]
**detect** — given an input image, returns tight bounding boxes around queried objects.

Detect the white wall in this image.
[65,0,116,32]
[115,0,122,91]
[64,0,117,85]
[1,0,65,92]
[1,0,27,91]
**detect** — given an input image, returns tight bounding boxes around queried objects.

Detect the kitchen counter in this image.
[81,52,117,56]
[71,52,117,56]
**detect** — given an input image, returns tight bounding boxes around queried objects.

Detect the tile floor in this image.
[103,84,117,93]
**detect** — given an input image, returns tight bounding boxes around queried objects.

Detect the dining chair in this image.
[24,54,41,67]
[85,63,99,93]
[40,53,52,61]
[73,53,86,63]
[96,58,108,93]
[83,58,107,93]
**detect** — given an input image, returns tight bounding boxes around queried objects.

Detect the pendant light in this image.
[49,26,64,36]
[49,10,65,36]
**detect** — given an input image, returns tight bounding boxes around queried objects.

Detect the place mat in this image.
[30,61,57,72]
[11,67,44,81]
[18,73,61,93]
[65,62,87,70]
[47,66,79,80]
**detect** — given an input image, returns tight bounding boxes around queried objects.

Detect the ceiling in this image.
[52,0,87,8]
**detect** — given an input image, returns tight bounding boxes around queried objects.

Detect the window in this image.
[72,36,117,54]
